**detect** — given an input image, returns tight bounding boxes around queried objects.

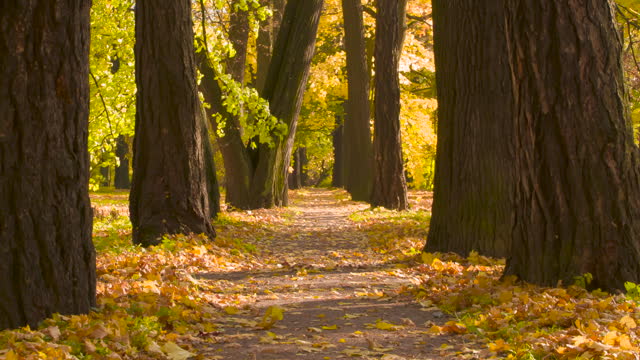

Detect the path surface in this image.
[194,189,482,360]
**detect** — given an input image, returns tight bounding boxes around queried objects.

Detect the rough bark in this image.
[370,0,409,210]
[256,0,286,92]
[248,0,324,208]
[0,0,96,329]
[503,0,640,292]
[114,135,130,189]
[333,124,345,187]
[342,0,373,202]
[425,0,513,258]
[130,0,215,246]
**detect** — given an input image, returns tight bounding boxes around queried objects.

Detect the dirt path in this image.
[193,189,484,360]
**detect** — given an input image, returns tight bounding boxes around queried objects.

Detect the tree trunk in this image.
[197,50,254,210]
[370,0,409,210]
[248,0,325,208]
[333,123,345,187]
[288,148,302,190]
[114,135,130,189]
[342,0,373,202]
[299,147,309,186]
[200,104,221,217]
[503,0,640,292]
[0,0,96,329]
[256,0,286,92]
[425,0,513,258]
[130,0,215,246]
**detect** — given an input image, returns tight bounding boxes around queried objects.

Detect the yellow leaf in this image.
[619,334,636,350]
[322,325,338,330]
[375,320,399,331]
[603,331,618,346]
[488,339,511,352]
[441,321,467,334]
[619,315,637,329]
[339,338,346,343]
[224,306,240,315]
[162,342,196,360]
[421,252,438,264]
[259,305,285,329]
[5,350,19,360]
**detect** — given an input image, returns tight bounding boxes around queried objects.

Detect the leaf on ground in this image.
[259,305,285,329]
[162,342,195,360]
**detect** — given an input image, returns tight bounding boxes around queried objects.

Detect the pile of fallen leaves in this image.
[0,224,266,359]
[407,251,640,359]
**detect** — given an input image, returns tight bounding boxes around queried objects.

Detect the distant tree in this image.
[370,0,409,210]
[342,0,373,201]
[0,0,96,329]
[332,123,345,187]
[114,135,131,189]
[503,0,640,292]
[425,0,513,258]
[130,0,215,246]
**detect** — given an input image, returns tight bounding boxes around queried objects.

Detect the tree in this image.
[342,0,373,201]
[425,0,513,258]
[0,0,96,329]
[370,0,409,210]
[130,0,215,246]
[198,0,324,209]
[332,123,345,187]
[502,0,640,292]
[249,0,325,207]
[114,135,131,189]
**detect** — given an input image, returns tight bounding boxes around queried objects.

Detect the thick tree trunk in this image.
[333,123,345,187]
[370,0,409,210]
[342,0,373,202]
[503,0,640,292]
[114,135,130,189]
[130,0,215,246]
[425,0,513,258]
[248,0,324,208]
[0,0,96,329]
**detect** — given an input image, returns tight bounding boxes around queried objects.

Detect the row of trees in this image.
[0,0,411,329]
[426,0,640,292]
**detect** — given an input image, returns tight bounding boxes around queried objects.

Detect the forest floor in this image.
[2,188,640,360]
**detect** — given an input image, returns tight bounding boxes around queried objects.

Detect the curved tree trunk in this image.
[131,0,215,246]
[425,0,513,258]
[342,0,373,201]
[248,0,324,208]
[370,0,409,210]
[503,0,640,292]
[0,0,96,329]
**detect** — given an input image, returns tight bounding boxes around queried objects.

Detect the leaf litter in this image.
[1,188,640,359]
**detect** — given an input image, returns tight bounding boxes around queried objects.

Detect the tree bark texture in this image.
[503,0,640,292]
[370,0,409,210]
[256,0,286,92]
[114,135,130,189]
[342,0,373,202]
[0,0,96,329]
[248,0,324,208]
[131,0,215,246]
[333,123,345,187]
[425,0,514,258]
